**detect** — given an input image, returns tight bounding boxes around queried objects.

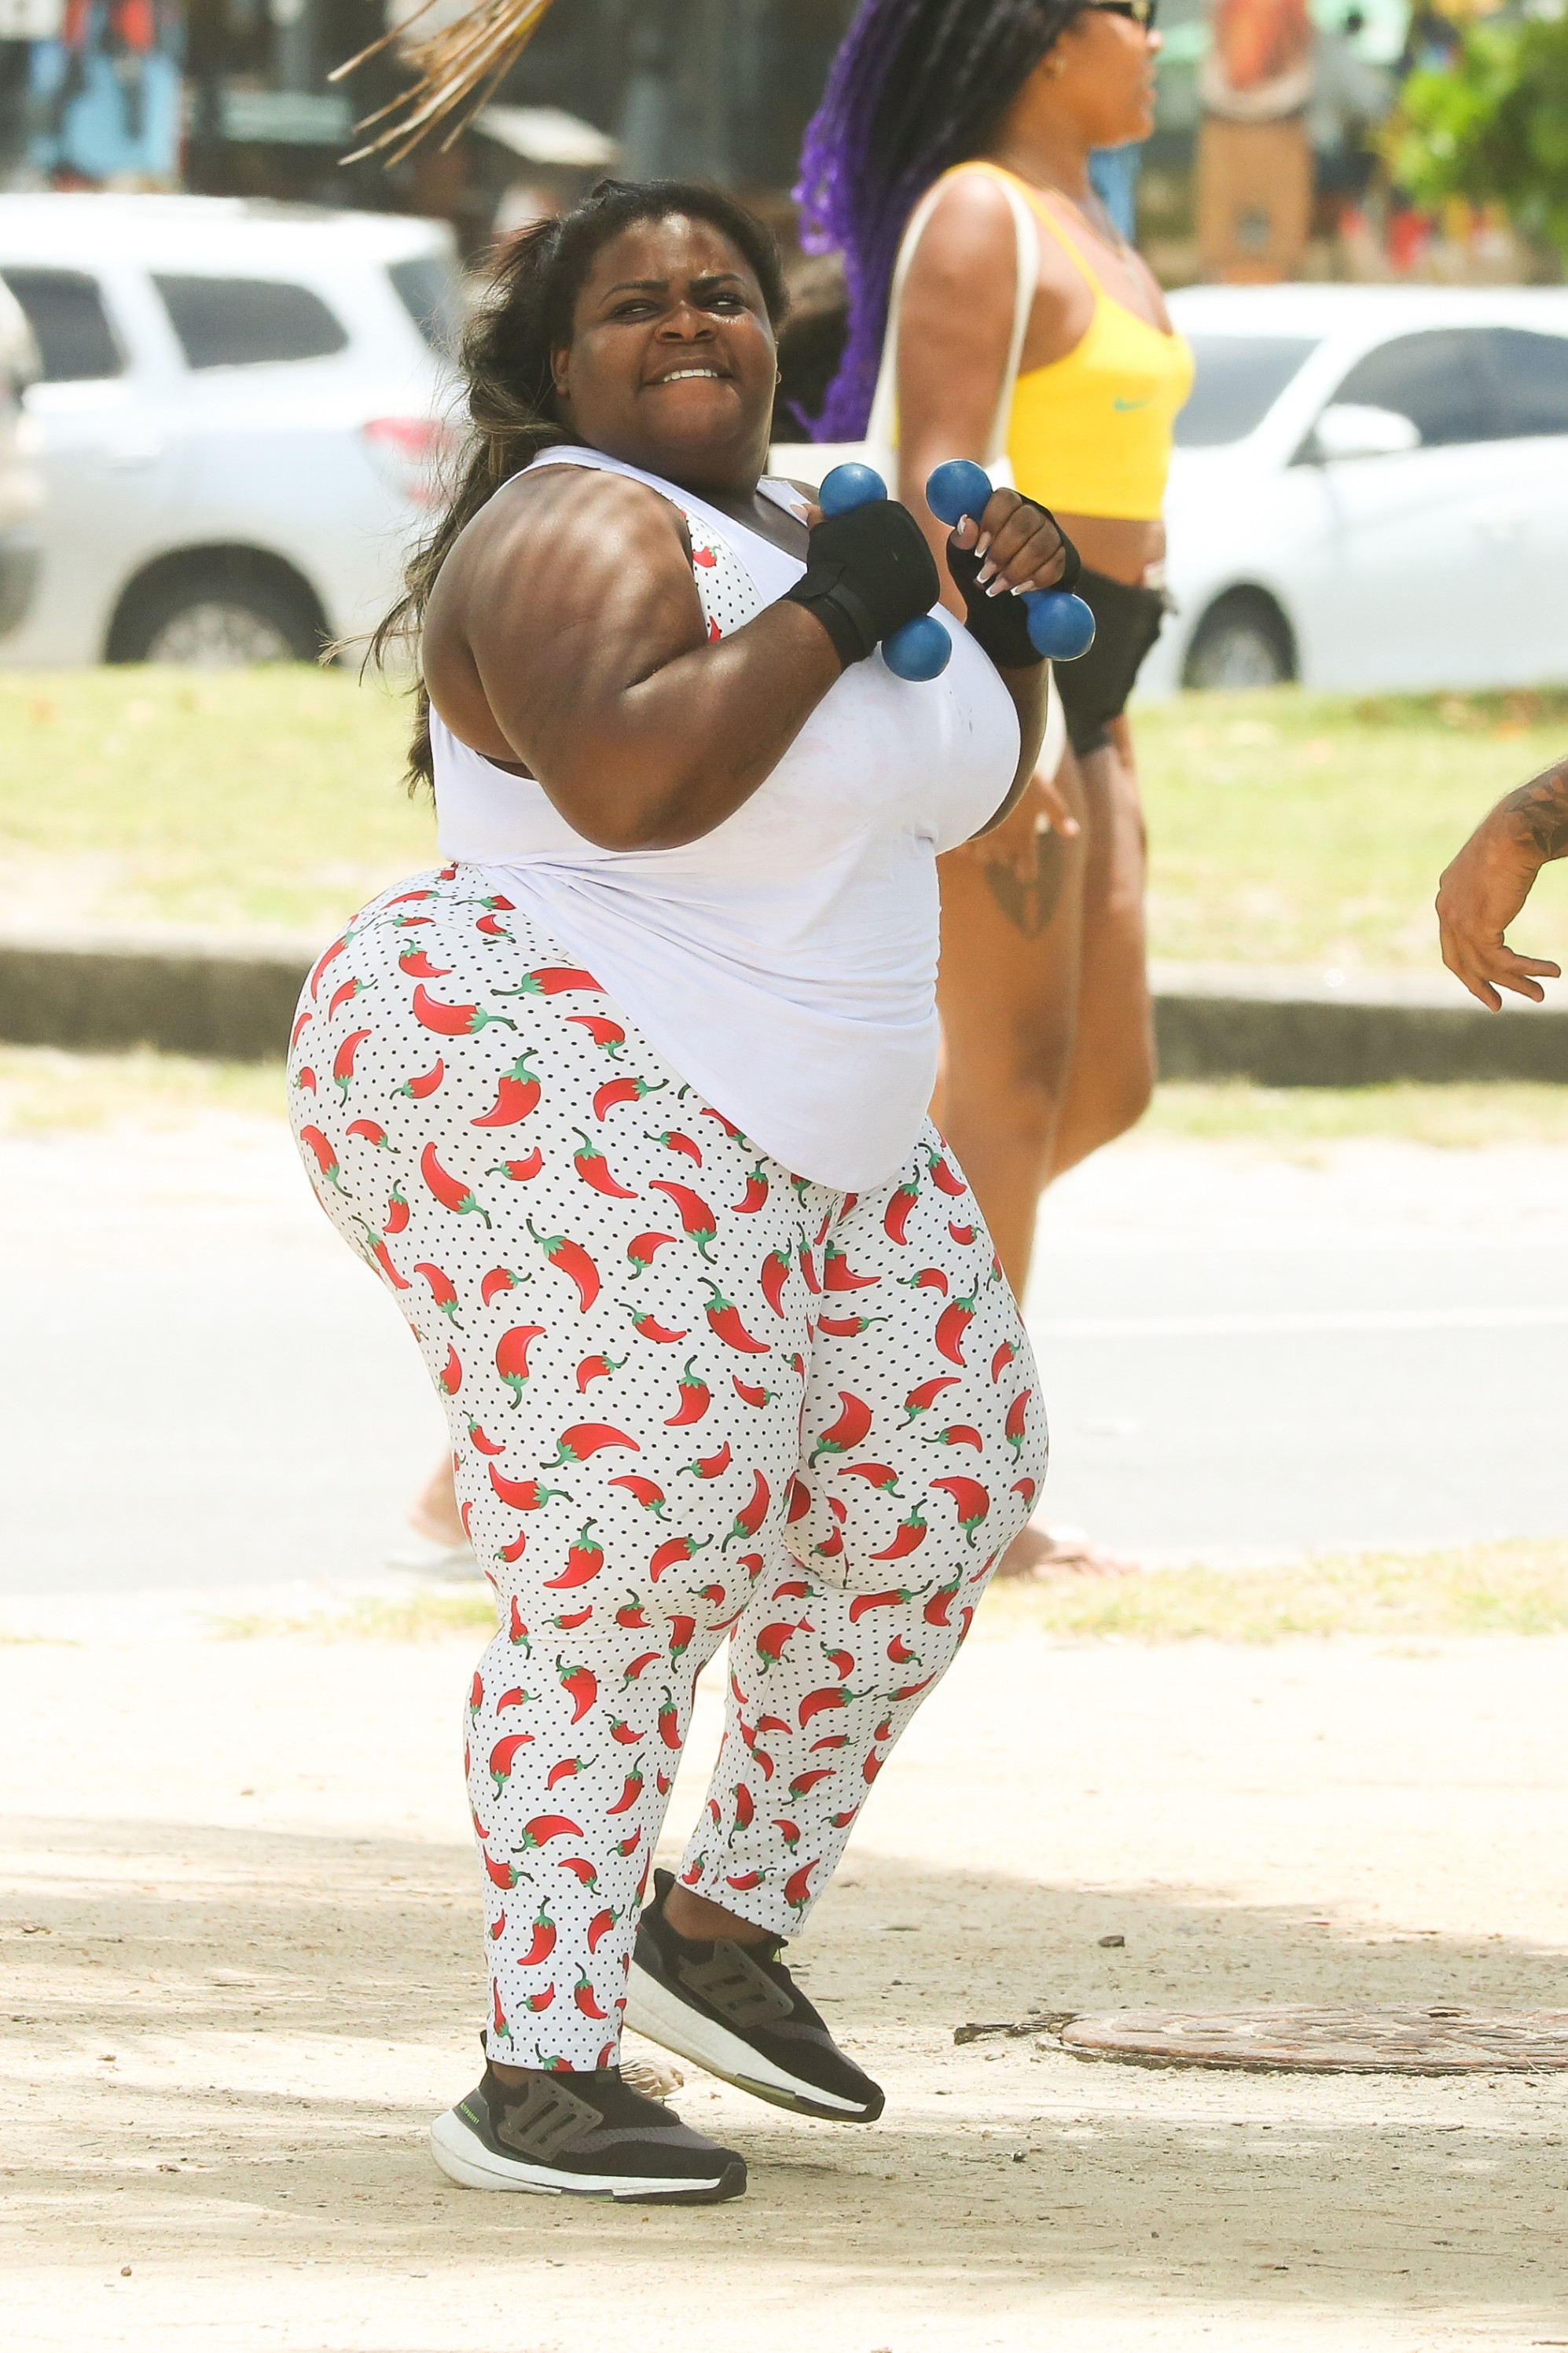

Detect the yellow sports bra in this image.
[972,166,1194,523]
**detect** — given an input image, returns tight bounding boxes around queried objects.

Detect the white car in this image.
[1149,283,1568,696]
[0,193,459,666]
[0,273,42,642]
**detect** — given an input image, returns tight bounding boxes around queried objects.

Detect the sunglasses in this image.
[1083,0,1159,25]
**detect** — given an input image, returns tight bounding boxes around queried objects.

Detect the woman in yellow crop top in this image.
[799,0,1190,1574]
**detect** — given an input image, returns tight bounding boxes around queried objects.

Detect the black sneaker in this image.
[624,1869,884,2122]
[429,2054,747,2202]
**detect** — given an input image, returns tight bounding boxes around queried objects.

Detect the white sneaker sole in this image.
[428,2107,740,2201]
[624,1958,876,2118]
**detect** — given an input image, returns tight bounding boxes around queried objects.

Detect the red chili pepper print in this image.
[547,1422,639,1466]
[297,1125,343,1192]
[627,1306,688,1344]
[934,1291,978,1367]
[664,1358,711,1428]
[565,1012,626,1052]
[488,1468,571,1511]
[594,1074,666,1121]
[932,1475,992,1545]
[556,1660,598,1723]
[609,1474,667,1516]
[925,1144,967,1196]
[480,1265,528,1307]
[649,1180,718,1259]
[882,1177,920,1245]
[494,1323,545,1404]
[489,1147,544,1183]
[288,879,1048,2072]
[524,1218,600,1310]
[420,1143,490,1225]
[544,1522,604,1590]
[572,1130,639,1200]
[396,1056,444,1101]
[500,965,604,998]
[701,1280,769,1354]
[411,982,517,1038]
[625,1229,675,1279]
[472,1052,542,1128]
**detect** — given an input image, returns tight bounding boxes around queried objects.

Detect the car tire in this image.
[1182,591,1295,692]
[108,557,324,667]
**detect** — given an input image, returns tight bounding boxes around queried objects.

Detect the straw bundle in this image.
[332,0,564,166]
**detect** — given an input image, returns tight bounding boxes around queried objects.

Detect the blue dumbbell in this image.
[925,459,1096,661]
[816,462,952,681]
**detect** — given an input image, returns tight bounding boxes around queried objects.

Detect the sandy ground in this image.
[3,1605,1567,2352]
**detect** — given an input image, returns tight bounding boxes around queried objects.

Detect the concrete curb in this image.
[0,930,313,1063]
[2,932,1566,1086]
[1150,962,1568,1087]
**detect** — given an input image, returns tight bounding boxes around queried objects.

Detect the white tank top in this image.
[431,444,1019,1191]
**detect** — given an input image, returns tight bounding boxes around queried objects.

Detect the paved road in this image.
[6,1118,1566,1595]
[1028,1140,1568,1559]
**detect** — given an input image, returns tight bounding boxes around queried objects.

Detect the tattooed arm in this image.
[1436,757,1568,1010]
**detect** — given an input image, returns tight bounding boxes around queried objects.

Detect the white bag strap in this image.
[864,165,1041,472]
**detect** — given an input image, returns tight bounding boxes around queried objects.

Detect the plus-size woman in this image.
[290,180,1052,2204]
[800,0,1192,1573]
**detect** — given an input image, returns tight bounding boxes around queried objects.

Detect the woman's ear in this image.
[549,344,571,401]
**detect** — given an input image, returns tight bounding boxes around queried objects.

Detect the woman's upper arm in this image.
[438,468,707,777]
[894,175,1019,475]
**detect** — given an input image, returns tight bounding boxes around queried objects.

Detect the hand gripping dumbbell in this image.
[925,458,1096,661]
[816,461,954,681]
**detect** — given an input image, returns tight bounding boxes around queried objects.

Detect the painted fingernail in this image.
[985,578,1012,598]
[975,533,992,557]
[975,560,997,585]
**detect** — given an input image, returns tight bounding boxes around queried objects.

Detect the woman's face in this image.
[1043,6,1162,149]
[550,216,778,491]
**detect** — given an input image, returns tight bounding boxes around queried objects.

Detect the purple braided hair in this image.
[795,0,1081,441]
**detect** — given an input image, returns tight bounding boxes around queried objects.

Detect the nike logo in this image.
[1113,395,1155,411]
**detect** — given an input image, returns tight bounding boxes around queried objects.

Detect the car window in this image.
[1330,330,1498,447]
[152,275,348,369]
[388,255,461,355]
[1173,336,1320,447]
[1483,327,1568,439]
[0,266,123,382]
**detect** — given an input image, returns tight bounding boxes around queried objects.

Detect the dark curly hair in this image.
[373,177,788,790]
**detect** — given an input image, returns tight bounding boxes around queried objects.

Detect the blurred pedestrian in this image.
[1307,9,1389,225]
[294,178,1049,2198]
[797,0,1192,1575]
[1437,757,1567,1010]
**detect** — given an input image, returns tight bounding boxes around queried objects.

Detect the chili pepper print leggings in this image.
[289,864,1048,2071]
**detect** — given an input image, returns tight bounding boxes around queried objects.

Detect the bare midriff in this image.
[1054,510,1164,588]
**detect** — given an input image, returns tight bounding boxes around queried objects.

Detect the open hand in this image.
[1437,814,1562,1011]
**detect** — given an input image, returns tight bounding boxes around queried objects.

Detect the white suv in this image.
[0,193,460,666]
[0,273,42,641]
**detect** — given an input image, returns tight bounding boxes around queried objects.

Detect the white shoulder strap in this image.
[864,167,1041,471]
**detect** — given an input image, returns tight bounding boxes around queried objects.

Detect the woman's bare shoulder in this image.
[456,460,691,574]
[905,169,1019,289]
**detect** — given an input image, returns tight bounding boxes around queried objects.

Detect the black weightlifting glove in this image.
[946,502,1081,670]
[782,498,941,669]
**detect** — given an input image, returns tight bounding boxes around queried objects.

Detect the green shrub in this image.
[1388,13,1568,260]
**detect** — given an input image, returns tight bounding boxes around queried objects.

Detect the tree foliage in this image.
[1386,12,1568,259]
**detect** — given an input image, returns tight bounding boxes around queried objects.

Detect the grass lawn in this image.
[3,668,1568,971]
[8,1043,1568,1147]
[1137,683,1568,974]
[218,1536,1568,1646]
[0,668,429,939]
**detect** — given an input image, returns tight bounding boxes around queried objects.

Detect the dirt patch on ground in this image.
[2,1613,1566,2350]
